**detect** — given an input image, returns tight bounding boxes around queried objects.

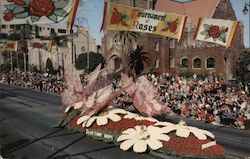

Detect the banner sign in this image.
[28,40,51,51]
[0,40,18,52]
[0,0,79,31]
[194,17,239,48]
[103,3,187,41]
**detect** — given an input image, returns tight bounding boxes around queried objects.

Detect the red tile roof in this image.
[155,0,220,27]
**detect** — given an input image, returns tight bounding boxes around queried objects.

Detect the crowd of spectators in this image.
[0,71,64,94]
[114,73,250,129]
[147,73,250,129]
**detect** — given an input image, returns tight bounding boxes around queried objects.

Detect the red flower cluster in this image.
[110,8,128,27]
[163,132,225,157]
[3,11,14,21]
[7,43,15,49]
[29,0,54,17]
[209,25,220,38]
[68,115,84,130]
[5,0,24,21]
[162,18,179,33]
[33,42,42,48]
[89,118,155,133]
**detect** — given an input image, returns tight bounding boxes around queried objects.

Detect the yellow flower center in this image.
[99,111,109,116]
[136,126,150,140]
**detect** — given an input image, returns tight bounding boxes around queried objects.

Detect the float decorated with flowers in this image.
[59,64,225,158]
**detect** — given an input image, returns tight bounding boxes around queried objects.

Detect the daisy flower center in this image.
[136,126,150,140]
[99,111,109,116]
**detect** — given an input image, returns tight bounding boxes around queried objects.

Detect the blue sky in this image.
[77,0,250,48]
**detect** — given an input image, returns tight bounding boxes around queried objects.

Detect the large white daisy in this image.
[77,108,128,127]
[117,125,170,153]
[155,120,215,140]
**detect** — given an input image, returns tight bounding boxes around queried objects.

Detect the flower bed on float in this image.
[61,108,225,159]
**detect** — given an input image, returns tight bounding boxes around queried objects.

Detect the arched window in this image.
[193,58,201,68]
[170,39,175,48]
[155,59,159,68]
[155,41,159,51]
[181,58,189,68]
[170,58,175,68]
[206,57,215,68]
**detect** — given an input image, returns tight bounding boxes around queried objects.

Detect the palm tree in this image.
[1,51,10,70]
[9,23,33,72]
[113,31,140,75]
[129,46,150,77]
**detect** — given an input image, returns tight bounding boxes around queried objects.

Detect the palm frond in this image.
[110,54,118,60]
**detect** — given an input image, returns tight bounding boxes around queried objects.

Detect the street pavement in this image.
[0,84,250,159]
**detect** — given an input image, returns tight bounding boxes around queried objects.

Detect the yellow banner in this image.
[0,40,17,52]
[28,40,52,51]
[105,3,187,41]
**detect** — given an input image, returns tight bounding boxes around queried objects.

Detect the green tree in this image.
[2,51,9,66]
[46,58,54,74]
[113,31,140,75]
[235,49,250,85]
[1,51,10,71]
[75,52,105,72]
[128,46,150,76]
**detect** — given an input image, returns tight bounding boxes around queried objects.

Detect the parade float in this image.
[60,64,225,159]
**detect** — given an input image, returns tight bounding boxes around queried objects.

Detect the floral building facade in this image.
[103,0,244,80]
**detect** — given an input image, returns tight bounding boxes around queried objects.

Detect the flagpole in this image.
[71,37,74,64]
[85,24,90,70]
[39,49,41,71]
[10,51,13,73]
[23,52,26,72]
[243,2,250,48]
[17,51,19,70]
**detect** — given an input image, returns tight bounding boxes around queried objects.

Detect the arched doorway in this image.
[114,57,121,71]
